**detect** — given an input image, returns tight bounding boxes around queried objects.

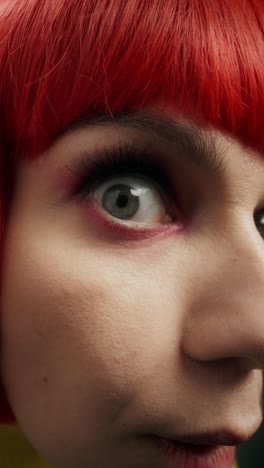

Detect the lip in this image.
[145,430,254,468]
[151,436,236,468]
[157,431,250,446]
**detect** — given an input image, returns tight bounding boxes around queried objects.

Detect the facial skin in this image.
[1,109,264,468]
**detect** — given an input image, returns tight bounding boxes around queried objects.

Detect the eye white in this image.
[93,175,170,223]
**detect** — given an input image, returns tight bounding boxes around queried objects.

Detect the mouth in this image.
[144,431,253,468]
[151,437,235,468]
[154,430,251,446]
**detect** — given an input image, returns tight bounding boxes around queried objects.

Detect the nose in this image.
[182,218,264,371]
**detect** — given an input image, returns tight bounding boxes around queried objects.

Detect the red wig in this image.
[0,0,263,423]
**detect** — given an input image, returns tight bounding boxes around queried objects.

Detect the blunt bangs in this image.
[0,0,263,157]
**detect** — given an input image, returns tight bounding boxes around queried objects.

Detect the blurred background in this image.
[237,421,264,467]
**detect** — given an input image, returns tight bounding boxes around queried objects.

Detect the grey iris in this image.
[102,184,140,219]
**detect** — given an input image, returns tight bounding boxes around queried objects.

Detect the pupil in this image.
[117,194,128,208]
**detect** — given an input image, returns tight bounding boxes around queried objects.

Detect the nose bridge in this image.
[182,221,264,370]
[221,235,264,295]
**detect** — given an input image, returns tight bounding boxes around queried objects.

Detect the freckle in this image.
[42,376,49,383]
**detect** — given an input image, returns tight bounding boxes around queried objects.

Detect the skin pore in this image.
[1,109,264,468]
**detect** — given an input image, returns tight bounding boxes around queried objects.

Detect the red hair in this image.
[0,0,263,423]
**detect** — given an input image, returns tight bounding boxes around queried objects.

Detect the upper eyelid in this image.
[55,111,227,178]
[53,140,184,211]
[65,141,177,196]
[51,122,226,210]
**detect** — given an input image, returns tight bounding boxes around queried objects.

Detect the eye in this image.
[254,209,264,238]
[88,174,172,223]
[68,142,183,229]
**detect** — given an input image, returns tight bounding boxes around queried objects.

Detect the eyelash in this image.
[69,141,181,220]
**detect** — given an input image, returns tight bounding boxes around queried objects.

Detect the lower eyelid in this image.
[78,194,184,241]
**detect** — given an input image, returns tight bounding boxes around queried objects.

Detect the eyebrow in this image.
[56,111,226,176]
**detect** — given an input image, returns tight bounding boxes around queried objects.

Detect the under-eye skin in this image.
[65,141,186,236]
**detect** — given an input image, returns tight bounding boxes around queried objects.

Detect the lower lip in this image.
[152,437,236,468]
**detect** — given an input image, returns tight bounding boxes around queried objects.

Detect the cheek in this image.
[0,231,183,432]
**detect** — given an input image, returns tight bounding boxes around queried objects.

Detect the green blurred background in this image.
[237,422,264,468]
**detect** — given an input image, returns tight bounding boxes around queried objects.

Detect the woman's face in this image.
[1,109,264,468]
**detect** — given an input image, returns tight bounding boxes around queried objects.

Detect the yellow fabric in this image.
[0,424,239,467]
[0,424,49,467]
